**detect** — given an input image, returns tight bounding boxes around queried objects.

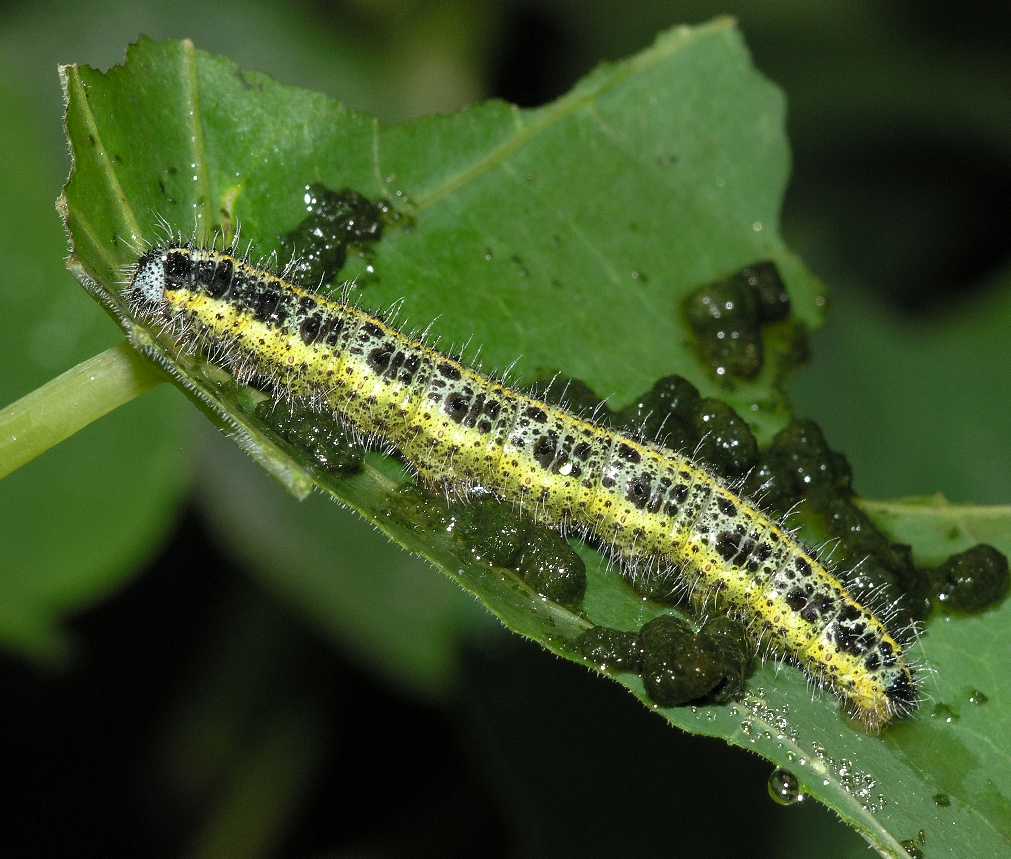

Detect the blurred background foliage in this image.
[1,1,1007,856]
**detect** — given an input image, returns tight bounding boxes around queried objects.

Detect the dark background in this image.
[1,1,1008,856]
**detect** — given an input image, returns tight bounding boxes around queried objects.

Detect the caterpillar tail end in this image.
[849,664,921,732]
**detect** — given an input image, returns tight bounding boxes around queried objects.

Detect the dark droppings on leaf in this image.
[387,485,585,609]
[616,374,699,450]
[746,261,792,322]
[617,377,761,480]
[688,398,758,479]
[253,399,363,474]
[392,485,520,560]
[637,615,728,707]
[698,616,752,703]
[752,419,853,504]
[749,425,850,514]
[515,528,586,608]
[825,498,931,625]
[900,830,927,859]
[575,626,643,672]
[684,271,762,378]
[388,484,453,535]
[281,183,402,287]
[683,260,800,380]
[930,544,1009,613]
[451,495,530,568]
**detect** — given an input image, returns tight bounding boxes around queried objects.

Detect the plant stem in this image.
[0,342,163,479]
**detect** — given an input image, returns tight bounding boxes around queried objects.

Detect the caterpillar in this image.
[126,241,919,729]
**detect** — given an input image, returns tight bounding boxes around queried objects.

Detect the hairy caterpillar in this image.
[127,242,919,729]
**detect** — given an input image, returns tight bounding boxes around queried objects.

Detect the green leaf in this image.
[58,25,1009,855]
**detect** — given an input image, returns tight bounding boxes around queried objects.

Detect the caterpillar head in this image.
[884,665,920,719]
[129,247,202,307]
[130,249,170,305]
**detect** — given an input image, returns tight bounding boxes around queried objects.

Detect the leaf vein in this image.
[181,39,214,239]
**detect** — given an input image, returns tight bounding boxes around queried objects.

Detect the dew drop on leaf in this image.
[767,767,804,806]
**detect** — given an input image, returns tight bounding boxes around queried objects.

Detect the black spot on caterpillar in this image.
[126,242,921,729]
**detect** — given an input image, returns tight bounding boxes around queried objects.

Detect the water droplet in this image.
[767,768,804,806]
[967,689,988,705]
[933,793,950,807]
[931,703,959,723]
